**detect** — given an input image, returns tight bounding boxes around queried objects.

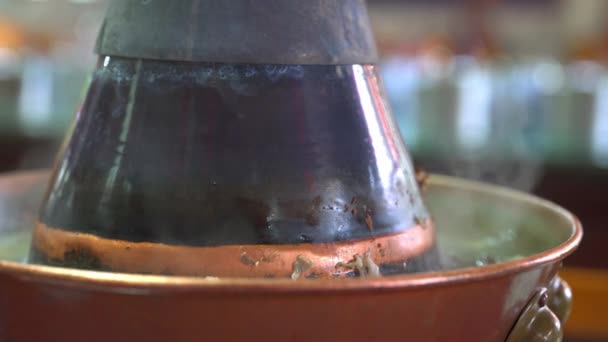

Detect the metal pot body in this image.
[0,172,581,342]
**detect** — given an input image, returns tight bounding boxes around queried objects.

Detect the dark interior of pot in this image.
[0,172,579,277]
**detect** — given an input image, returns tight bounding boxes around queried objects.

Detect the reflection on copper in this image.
[353,64,394,189]
[366,65,400,163]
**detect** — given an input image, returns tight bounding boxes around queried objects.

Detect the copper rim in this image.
[0,173,583,291]
[31,221,434,278]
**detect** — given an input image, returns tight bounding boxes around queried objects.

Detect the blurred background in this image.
[0,0,607,340]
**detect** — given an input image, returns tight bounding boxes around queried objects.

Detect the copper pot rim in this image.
[0,172,583,294]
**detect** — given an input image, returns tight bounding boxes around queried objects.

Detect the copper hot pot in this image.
[0,171,581,341]
[0,1,582,340]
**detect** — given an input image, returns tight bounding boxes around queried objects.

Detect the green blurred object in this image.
[381,58,608,169]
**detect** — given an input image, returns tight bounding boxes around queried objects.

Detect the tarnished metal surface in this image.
[95,0,378,64]
[547,275,573,324]
[506,284,568,342]
[30,220,434,278]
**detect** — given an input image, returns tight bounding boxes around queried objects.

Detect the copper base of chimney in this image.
[30,220,434,278]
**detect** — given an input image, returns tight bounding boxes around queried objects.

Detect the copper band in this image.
[32,221,434,278]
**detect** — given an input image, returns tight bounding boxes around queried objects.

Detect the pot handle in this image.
[547,276,573,325]
[506,276,572,342]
